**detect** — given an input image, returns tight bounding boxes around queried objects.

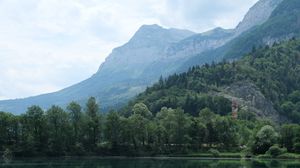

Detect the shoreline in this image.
[4,155,300,161]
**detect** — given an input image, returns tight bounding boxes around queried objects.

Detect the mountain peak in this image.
[133,24,166,38]
[96,24,194,75]
[138,24,163,30]
[202,27,233,36]
[127,24,194,48]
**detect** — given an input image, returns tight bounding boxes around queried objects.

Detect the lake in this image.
[1,158,300,168]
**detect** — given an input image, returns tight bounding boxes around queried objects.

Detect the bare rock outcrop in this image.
[214,82,286,123]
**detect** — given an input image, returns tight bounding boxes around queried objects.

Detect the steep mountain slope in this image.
[164,28,234,59]
[234,0,283,35]
[97,24,194,79]
[143,0,284,76]
[181,0,299,70]
[0,25,194,114]
[0,0,285,114]
[124,39,300,123]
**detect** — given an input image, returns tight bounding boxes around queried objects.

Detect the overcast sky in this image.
[0,0,258,100]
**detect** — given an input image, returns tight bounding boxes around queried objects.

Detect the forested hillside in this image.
[1,39,300,158]
[124,39,300,123]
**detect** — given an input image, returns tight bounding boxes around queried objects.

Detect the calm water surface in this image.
[1,158,300,168]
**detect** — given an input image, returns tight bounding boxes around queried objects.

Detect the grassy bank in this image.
[169,152,300,160]
[256,153,300,159]
[169,152,242,158]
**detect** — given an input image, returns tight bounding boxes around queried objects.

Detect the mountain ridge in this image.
[0,0,289,114]
[179,0,300,72]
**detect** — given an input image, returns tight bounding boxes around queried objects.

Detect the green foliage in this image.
[132,103,152,119]
[105,110,122,148]
[294,143,300,154]
[155,107,192,148]
[252,125,279,154]
[0,98,103,157]
[277,152,300,159]
[46,105,70,156]
[209,149,220,157]
[215,116,239,148]
[2,148,13,163]
[0,99,299,157]
[128,112,149,149]
[23,105,46,154]
[199,108,215,123]
[267,145,287,158]
[122,39,300,123]
[280,124,300,152]
[67,102,83,143]
[86,97,102,149]
[288,90,300,103]
[242,148,253,158]
[238,110,257,121]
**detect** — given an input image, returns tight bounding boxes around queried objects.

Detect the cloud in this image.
[0,0,258,100]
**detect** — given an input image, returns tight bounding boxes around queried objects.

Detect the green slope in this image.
[180,0,300,71]
[122,39,300,123]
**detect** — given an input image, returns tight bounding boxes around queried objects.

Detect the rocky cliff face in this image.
[224,82,281,122]
[160,0,284,64]
[96,24,194,79]
[164,28,234,59]
[214,82,286,123]
[234,0,283,35]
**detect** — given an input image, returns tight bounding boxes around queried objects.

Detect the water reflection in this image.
[1,158,300,168]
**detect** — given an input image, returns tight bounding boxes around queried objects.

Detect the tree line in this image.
[1,97,300,157]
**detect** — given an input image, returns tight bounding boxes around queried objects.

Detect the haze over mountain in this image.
[0,26,194,113]
[0,0,296,114]
[180,0,299,70]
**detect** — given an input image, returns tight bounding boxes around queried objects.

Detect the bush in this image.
[252,125,278,154]
[267,145,287,158]
[2,148,13,163]
[209,149,220,157]
[242,148,253,158]
[73,142,86,156]
[294,143,300,154]
[257,154,272,159]
[277,153,299,159]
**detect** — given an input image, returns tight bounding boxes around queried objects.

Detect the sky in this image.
[0,0,258,100]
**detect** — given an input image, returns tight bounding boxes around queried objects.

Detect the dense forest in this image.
[1,39,300,158]
[1,98,300,158]
[125,38,300,123]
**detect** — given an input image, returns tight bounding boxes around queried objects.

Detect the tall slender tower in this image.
[232,99,238,119]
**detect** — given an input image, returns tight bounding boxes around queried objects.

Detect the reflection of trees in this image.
[2,159,300,168]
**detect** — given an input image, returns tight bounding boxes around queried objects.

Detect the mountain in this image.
[123,39,300,123]
[0,0,288,114]
[164,0,283,61]
[0,25,194,114]
[95,24,194,80]
[181,0,299,70]
[234,0,283,35]
[142,0,285,77]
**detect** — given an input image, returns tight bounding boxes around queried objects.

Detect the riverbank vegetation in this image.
[1,99,300,158]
